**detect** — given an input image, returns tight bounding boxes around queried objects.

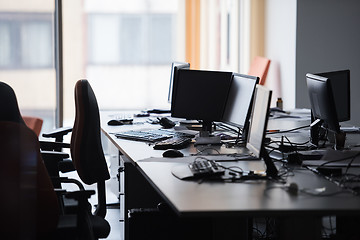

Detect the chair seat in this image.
[91,215,111,239]
[55,214,78,239]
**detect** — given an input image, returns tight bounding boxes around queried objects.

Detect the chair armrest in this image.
[40,141,70,151]
[42,126,73,142]
[65,190,96,201]
[41,152,71,180]
[54,188,67,195]
[41,150,69,160]
[52,177,85,191]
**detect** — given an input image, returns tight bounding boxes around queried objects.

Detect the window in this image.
[0,13,53,69]
[88,13,174,65]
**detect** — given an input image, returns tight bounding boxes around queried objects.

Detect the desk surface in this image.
[101,111,360,217]
[138,161,360,217]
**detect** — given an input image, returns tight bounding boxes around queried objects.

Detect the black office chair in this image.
[70,79,111,218]
[0,82,25,124]
[0,81,110,239]
[0,121,100,239]
[0,82,71,188]
[40,79,111,238]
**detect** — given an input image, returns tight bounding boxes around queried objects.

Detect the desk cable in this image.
[266,124,310,135]
[303,165,359,196]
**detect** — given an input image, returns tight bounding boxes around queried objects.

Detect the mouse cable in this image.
[214,123,243,144]
[192,147,221,155]
[303,165,358,196]
[266,124,310,135]
[214,122,242,134]
[316,151,360,170]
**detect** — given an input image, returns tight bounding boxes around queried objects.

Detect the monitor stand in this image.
[194,120,221,145]
[310,119,323,146]
[311,118,346,150]
[261,146,278,179]
[331,131,346,150]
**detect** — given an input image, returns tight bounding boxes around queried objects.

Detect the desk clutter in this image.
[101,66,360,240]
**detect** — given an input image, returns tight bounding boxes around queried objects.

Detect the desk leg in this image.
[213,217,251,240]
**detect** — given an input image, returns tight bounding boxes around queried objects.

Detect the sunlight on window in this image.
[82,0,181,113]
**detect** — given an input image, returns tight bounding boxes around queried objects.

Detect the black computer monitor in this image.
[171,69,232,132]
[168,62,190,103]
[247,85,277,178]
[306,73,340,133]
[222,73,259,139]
[247,85,272,159]
[315,70,350,122]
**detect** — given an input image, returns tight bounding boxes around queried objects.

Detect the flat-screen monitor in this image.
[315,70,350,122]
[171,69,232,131]
[306,73,340,133]
[246,85,272,159]
[168,62,190,103]
[222,73,259,136]
[246,85,278,178]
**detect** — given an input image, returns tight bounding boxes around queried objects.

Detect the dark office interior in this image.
[1,0,360,239]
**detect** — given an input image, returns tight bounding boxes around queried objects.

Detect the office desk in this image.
[101,111,360,240]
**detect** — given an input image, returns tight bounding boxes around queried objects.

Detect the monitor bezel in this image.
[246,84,272,159]
[315,69,350,122]
[170,68,233,126]
[221,73,259,134]
[306,73,341,133]
[168,62,190,103]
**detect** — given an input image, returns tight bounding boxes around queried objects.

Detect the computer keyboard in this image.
[188,159,225,178]
[153,137,192,150]
[115,129,195,143]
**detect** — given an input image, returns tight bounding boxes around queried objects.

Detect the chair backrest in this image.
[0,82,25,124]
[23,115,44,137]
[0,82,44,137]
[70,79,110,217]
[71,79,110,184]
[0,122,59,239]
[248,56,271,85]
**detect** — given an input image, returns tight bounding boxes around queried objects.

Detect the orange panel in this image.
[185,0,200,69]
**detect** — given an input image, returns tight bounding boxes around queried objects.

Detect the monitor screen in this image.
[246,85,272,158]
[222,73,259,128]
[171,69,232,125]
[306,73,340,133]
[168,62,190,103]
[316,70,350,122]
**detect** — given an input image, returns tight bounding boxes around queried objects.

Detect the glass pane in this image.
[148,14,173,64]
[21,21,53,68]
[0,23,11,68]
[64,0,182,123]
[0,2,56,136]
[88,14,121,64]
[120,15,144,64]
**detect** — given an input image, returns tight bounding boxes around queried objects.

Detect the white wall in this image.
[265,0,297,109]
[296,0,360,125]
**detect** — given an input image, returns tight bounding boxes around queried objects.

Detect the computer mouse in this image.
[162,149,184,158]
[107,119,124,126]
[287,182,299,196]
[159,117,176,129]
